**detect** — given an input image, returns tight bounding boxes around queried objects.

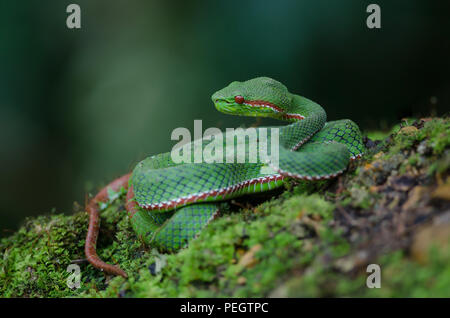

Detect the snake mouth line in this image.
[139,174,285,212]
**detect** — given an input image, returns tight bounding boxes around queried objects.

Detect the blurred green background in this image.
[0,0,449,235]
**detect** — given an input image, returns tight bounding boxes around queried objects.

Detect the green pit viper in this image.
[85,77,364,277]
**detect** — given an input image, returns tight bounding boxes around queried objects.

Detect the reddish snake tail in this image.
[84,173,139,278]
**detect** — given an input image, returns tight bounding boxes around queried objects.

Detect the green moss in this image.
[0,192,339,298]
[362,248,450,297]
[0,212,89,297]
[417,119,450,155]
[279,246,450,298]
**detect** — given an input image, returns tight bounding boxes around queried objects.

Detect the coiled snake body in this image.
[85,77,364,277]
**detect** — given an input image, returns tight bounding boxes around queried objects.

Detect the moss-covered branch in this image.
[1,117,449,297]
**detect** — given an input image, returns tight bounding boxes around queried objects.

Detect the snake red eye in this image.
[234,95,244,104]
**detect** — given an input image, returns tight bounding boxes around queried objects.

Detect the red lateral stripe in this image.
[350,153,363,161]
[244,100,284,112]
[142,174,285,211]
[284,113,305,120]
[244,100,304,121]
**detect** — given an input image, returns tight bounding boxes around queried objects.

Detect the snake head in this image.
[212,77,297,120]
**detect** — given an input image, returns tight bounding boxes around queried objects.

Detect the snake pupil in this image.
[234,95,244,104]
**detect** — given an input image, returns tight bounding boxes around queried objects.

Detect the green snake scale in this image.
[85,77,365,277]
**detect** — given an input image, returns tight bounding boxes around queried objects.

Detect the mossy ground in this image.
[1,117,449,298]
